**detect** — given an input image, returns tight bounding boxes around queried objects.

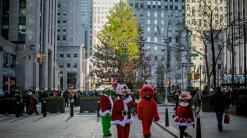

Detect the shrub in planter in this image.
[0,97,16,114]
[202,93,214,112]
[235,95,247,116]
[44,96,65,113]
[80,96,99,113]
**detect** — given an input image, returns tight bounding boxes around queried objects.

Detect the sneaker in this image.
[104,133,112,137]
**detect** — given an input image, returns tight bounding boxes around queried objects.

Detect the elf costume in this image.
[100,89,113,137]
[111,83,135,138]
[137,86,160,138]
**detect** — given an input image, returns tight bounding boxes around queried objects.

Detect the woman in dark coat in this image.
[210,86,228,132]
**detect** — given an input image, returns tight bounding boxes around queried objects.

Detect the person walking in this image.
[111,83,135,138]
[174,91,194,138]
[99,88,113,137]
[192,88,202,117]
[211,86,228,132]
[137,86,159,138]
[28,90,39,115]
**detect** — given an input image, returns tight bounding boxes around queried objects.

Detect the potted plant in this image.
[80,96,99,113]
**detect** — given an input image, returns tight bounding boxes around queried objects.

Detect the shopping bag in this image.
[224,113,230,124]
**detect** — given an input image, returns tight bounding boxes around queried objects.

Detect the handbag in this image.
[224,113,230,124]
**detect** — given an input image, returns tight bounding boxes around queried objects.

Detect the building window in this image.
[154,37,158,42]
[147,27,150,32]
[57,35,60,40]
[147,36,151,42]
[57,12,60,15]
[147,11,150,16]
[218,64,221,70]
[170,5,173,10]
[57,20,60,23]
[57,29,60,32]
[60,54,64,57]
[170,0,173,2]
[161,20,164,24]
[147,20,150,24]
[63,29,66,32]
[154,20,157,24]
[67,63,70,68]
[63,20,66,23]
[74,53,77,57]
[63,35,66,40]
[67,53,70,57]
[161,13,164,17]
[165,5,168,10]
[73,63,77,68]
[154,12,157,17]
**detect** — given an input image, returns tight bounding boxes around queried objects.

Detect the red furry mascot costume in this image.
[137,86,160,138]
[111,83,135,138]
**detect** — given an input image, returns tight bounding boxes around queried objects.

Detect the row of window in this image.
[59,53,77,58]
[59,63,77,68]
[57,35,66,41]
[130,3,184,10]
[57,20,66,24]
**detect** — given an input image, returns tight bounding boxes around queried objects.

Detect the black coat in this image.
[211,92,228,113]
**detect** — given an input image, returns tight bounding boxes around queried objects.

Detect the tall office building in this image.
[57,0,84,90]
[128,0,189,88]
[185,0,227,87]
[0,0,58,91]
[223,0,247,84]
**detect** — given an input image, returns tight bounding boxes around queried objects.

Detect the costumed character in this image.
[100,88,113,136]
[137,86,160,138]
[174,91,194,137]
[111,83,135,138]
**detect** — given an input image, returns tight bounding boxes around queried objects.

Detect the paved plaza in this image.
[0,106,174,138]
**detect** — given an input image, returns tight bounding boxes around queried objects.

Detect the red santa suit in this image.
[111,83,135,138]
[137,86,160,138]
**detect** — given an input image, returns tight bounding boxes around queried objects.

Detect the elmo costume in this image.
[99,88,113,136]
[111,83,135,138]
[137,86,160,138]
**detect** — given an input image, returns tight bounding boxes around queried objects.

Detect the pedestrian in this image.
[99,88,113,137]
[28,90,39,115]
[137,86,160,138]
[68,86,75,106]
[210,86,229,132]
[14,90,23,117]
[111,83,135,138]
[63,90,69,107]
[173,91,194,138]
[25,90,30,113]
[192,88,202,117]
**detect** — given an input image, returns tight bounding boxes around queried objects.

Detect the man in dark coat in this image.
[211,86,228,132]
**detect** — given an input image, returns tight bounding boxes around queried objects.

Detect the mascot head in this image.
[102,88,112,96]
[179,91,192,101]
[139,85,155,100]
[112,82,131,100]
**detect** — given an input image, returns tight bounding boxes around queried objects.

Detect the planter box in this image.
[202,94,214,112]
[236,95,247,116]
[80,97,98,113]
[0,98,17,114]
[46,97,65,113]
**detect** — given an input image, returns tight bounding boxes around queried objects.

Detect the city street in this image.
[0,106,174,138]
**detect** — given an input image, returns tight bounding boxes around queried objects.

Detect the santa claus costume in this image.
[174,91,194,137]
[111,83,135,138]
[99,89,113,136]
[137,86,160,138]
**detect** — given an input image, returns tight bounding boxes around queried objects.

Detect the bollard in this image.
[70,99,74,117]
[42,100,47,117]
[196,115,201,138]
[15,102,20,118]
[165,108,169,127]
[97,100,100,117]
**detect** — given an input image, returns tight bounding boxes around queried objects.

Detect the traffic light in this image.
[37,53,46,63]
[37,53,41,63]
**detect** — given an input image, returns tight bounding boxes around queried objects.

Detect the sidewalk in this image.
[157,105,247,138]
[0,106,174,138]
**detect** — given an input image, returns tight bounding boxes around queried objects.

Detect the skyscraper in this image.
[128,0,188,88]
[57,0,84,90]
[0,0,58,90]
